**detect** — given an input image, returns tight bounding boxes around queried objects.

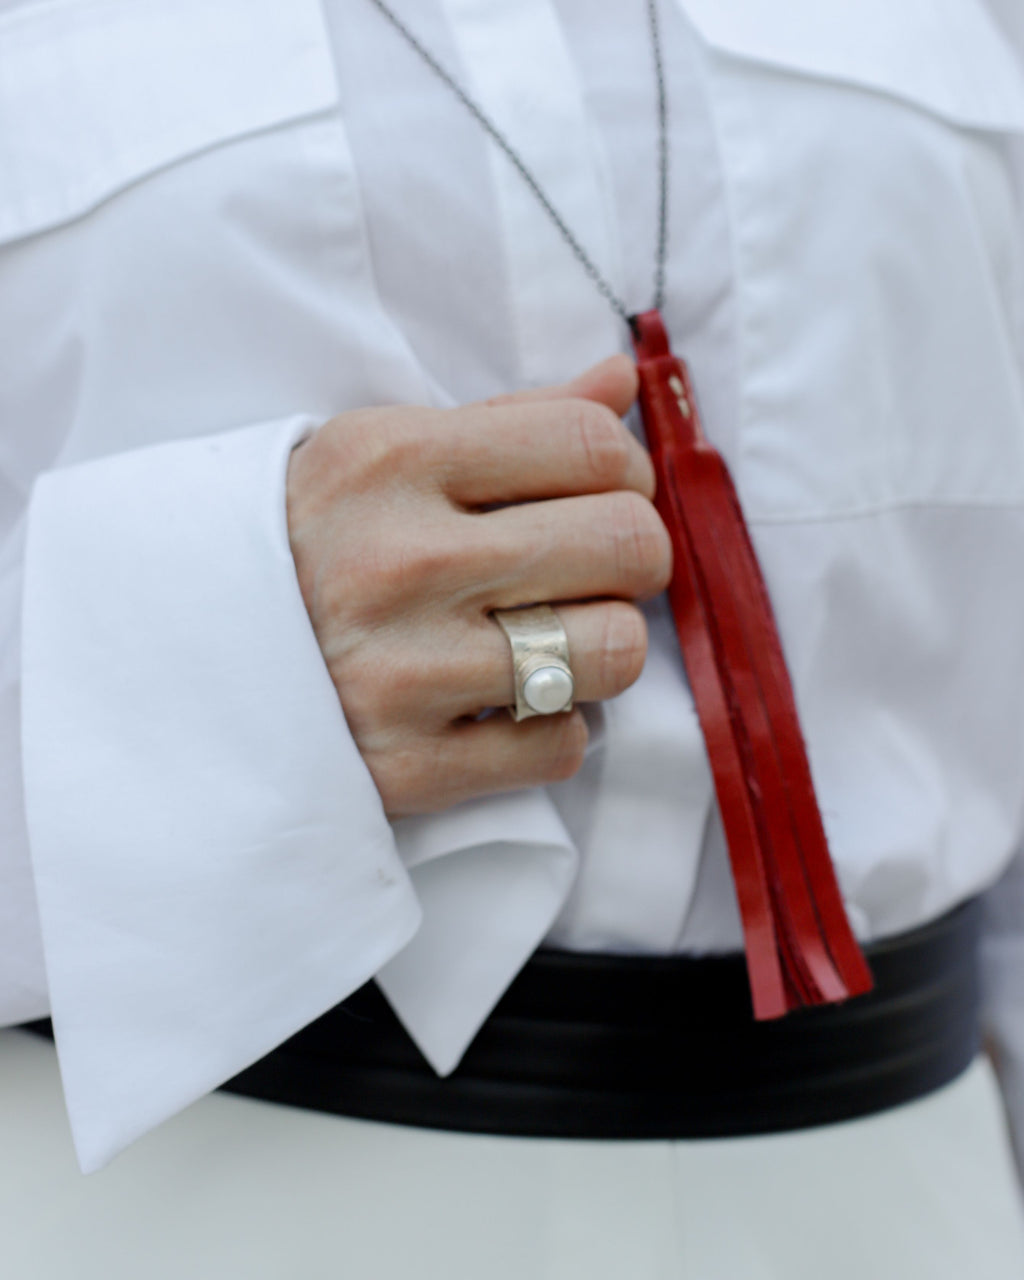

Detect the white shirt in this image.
[2,0,1024,1172]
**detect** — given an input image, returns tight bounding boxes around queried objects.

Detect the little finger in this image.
[384,711,591,816]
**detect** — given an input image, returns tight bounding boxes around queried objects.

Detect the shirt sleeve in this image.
[11,415,421,1173]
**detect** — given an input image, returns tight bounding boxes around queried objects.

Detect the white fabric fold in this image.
[678,0,1024,131]
[379,791,578,1074]
[20,417,421,1171]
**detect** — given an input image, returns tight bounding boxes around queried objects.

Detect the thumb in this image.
[485,353,638,418]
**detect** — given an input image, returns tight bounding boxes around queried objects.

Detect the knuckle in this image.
[362,527,464,606]
[370,744,440,819]
[596,603,648,691]
[357,409,446,486]
[370,413,437,478]
[312,411,377,477]
[568,400,631,488]
[330,630,442,737]
[481,390,517,408]
[297,408,444,504]
[331,649,404,732]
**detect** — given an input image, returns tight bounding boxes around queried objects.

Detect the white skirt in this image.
[2,1027,1023,1279]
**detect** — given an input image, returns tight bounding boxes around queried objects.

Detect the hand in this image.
[286,355,672,817]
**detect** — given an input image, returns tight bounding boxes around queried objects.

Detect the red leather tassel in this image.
[632,310,873,1017]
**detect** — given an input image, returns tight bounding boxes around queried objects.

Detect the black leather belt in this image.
[216,899,981,1139]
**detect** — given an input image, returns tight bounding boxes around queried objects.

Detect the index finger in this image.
[438,396,655,506]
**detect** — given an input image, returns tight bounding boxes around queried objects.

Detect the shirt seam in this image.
[748,496,1024,526]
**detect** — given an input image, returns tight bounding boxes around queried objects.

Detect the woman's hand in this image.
[286,355,671,816]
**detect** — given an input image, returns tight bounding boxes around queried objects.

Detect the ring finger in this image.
[441,599,649,720]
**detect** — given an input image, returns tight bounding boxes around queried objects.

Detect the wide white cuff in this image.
[379,791,578,1075]
[21,417,421,1172]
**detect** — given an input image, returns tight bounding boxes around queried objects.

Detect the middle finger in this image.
[468,490,672,609]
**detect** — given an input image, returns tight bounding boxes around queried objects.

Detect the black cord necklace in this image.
[362,0,874,1020]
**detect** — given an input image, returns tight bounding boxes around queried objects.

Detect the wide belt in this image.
[218,899,981,1139]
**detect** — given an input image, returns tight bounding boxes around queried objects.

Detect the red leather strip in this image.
[631,309,873,1014]
[656,446,789,1019]
[632,318,786,1018]
[686,449,870,1002]
[676,445,848,1005]
[697,459,873,997]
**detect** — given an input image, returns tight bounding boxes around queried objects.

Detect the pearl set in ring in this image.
[521,663,574,715]
[492,605,575,722]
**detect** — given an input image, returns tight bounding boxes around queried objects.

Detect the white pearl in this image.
[522,665,573,714]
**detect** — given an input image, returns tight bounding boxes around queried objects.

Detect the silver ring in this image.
[493,605,575,722]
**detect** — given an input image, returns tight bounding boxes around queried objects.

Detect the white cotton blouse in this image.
[2,0,1024,1172]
